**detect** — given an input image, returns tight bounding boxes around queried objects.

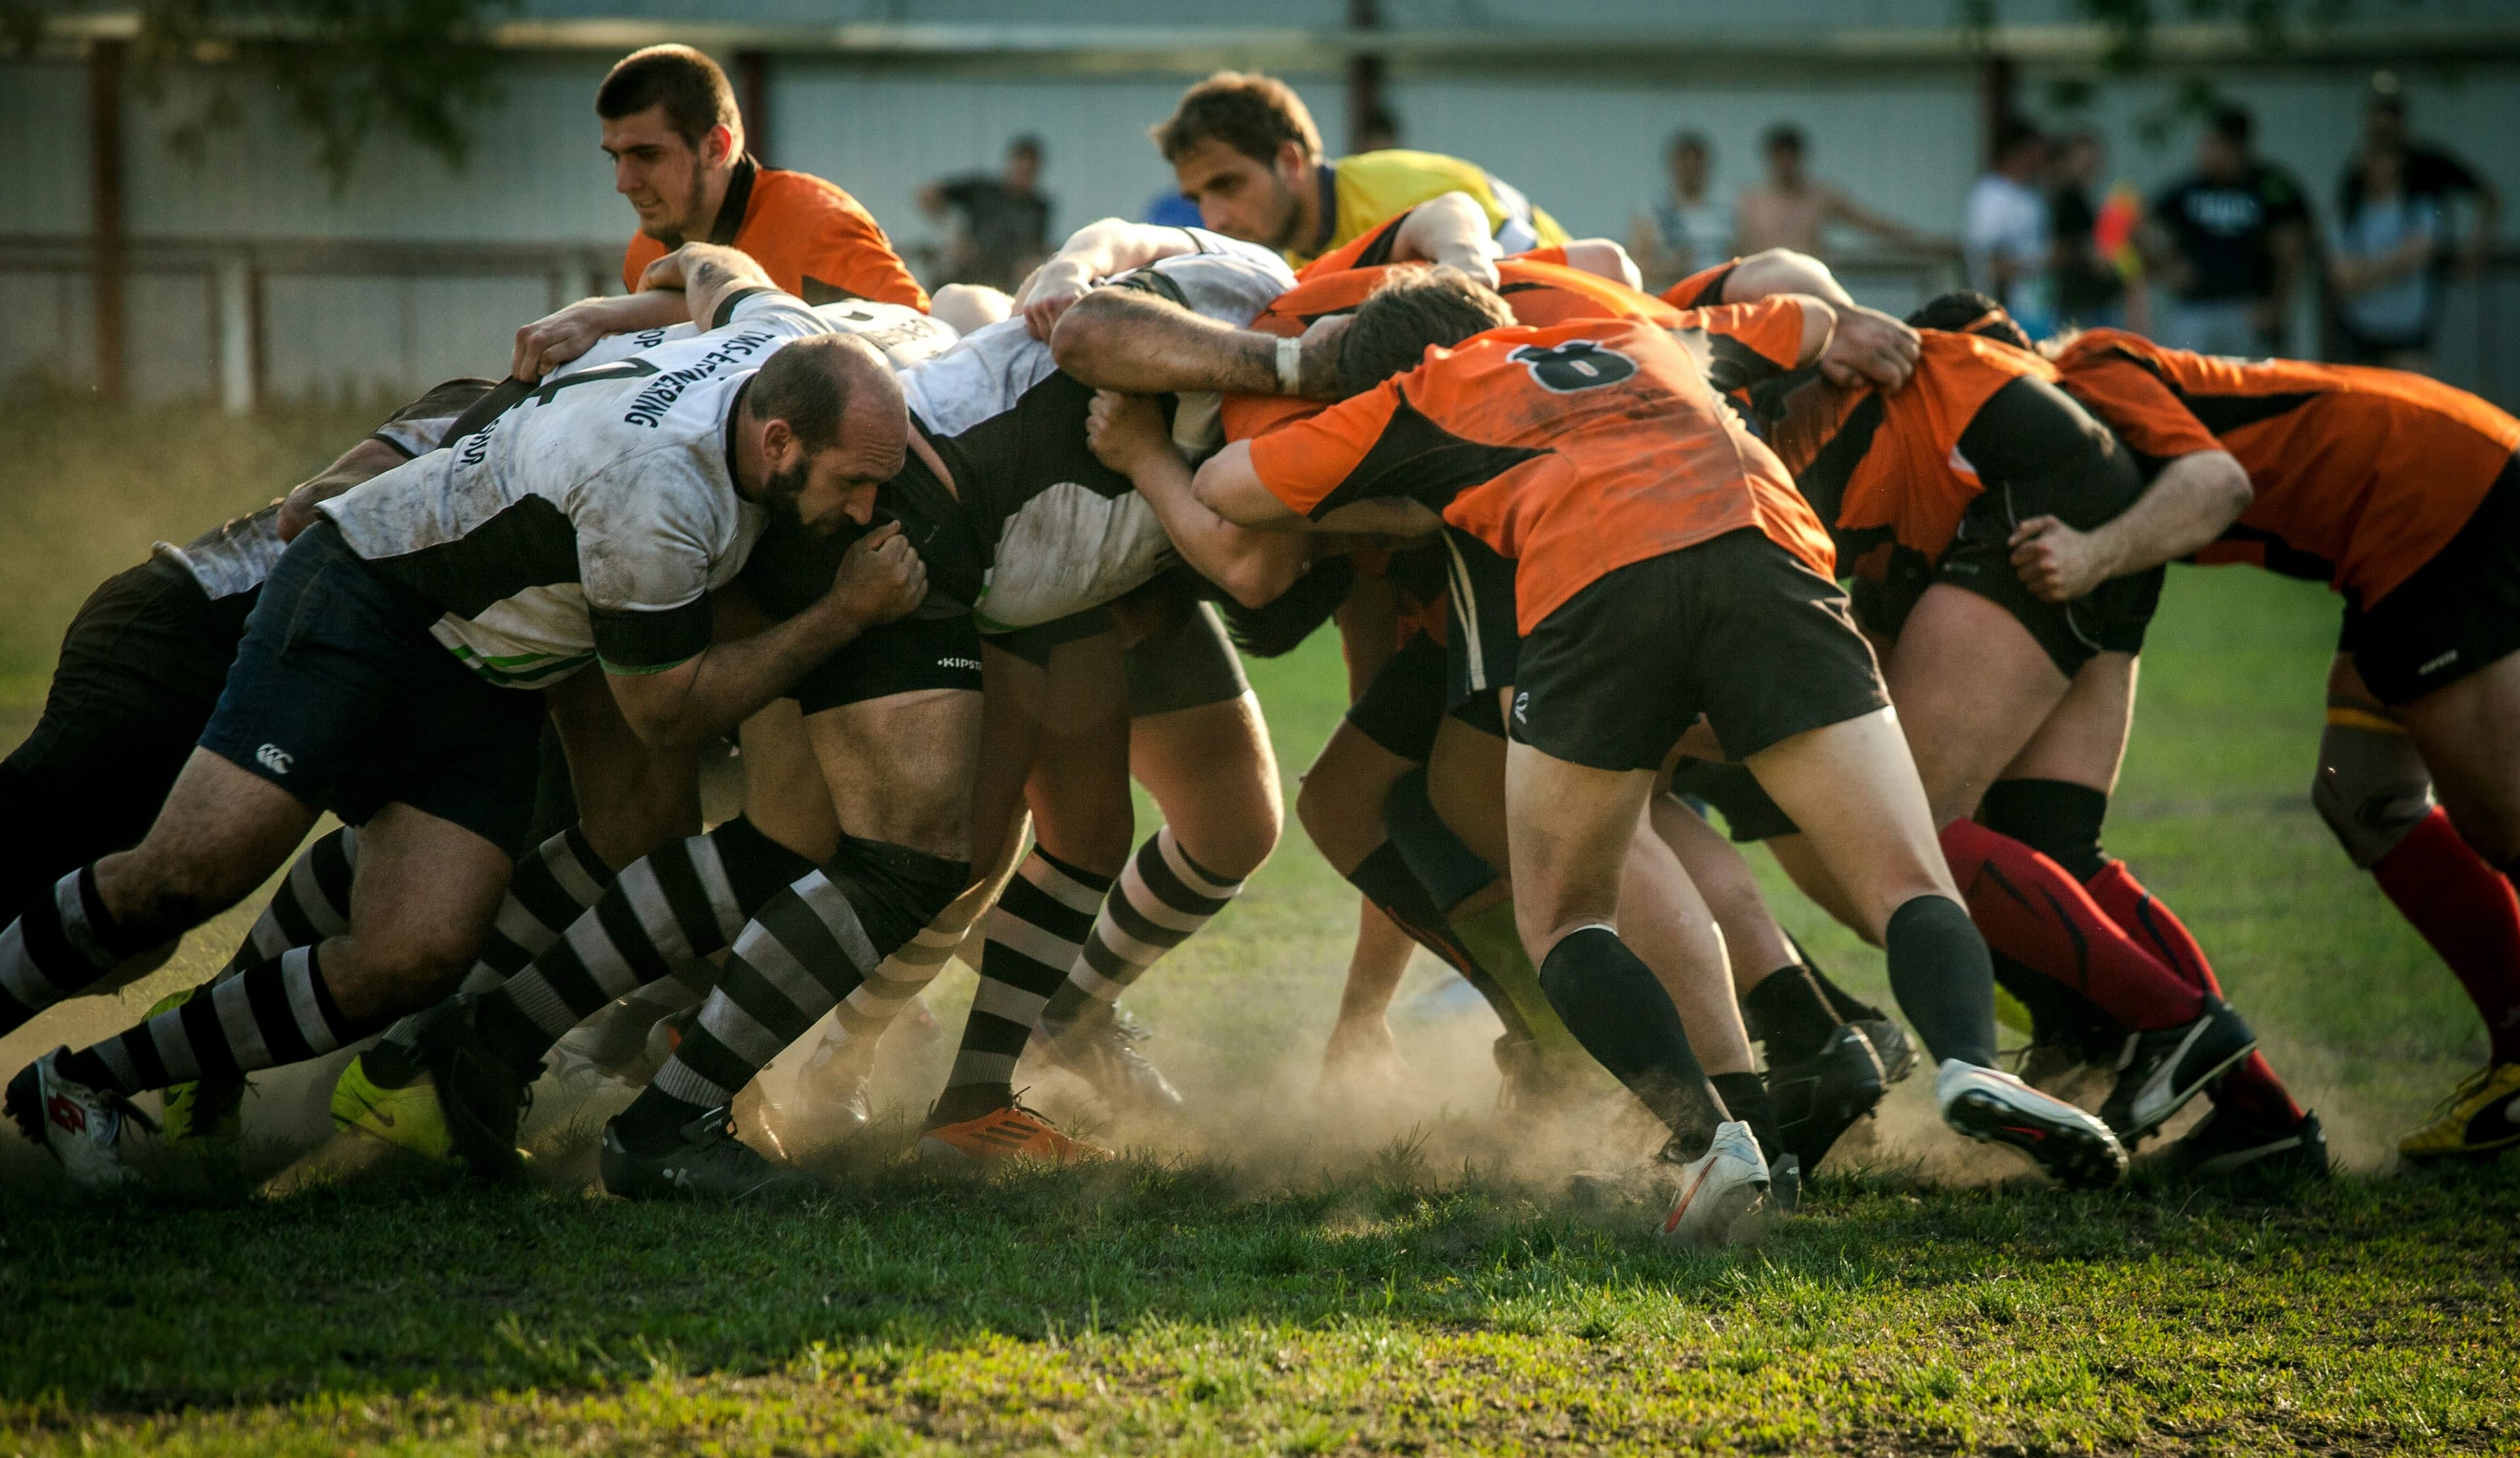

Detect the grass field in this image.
[1,402,2515,1454]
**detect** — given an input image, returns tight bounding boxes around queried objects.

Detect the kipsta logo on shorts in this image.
[1509,340,1637,393]
[255,744,294,775]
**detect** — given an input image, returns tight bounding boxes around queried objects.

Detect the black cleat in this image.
[2160,1107,2330,1184]
[1855,1018,1918,1084]
[415,996,538,1181]
[1039,1002,1183,1113]
[2099,997,2258,1145]
[598,1105,815,1201]
[1765,1024,1887,1169]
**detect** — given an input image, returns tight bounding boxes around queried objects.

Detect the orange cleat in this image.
[917,1102,1108,1165]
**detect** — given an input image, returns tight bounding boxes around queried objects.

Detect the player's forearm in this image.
[1052,289,1282,397]
[675,244,780,332]
[1125,444,1308,607]
[1725,248,1855,307]
[1046,218,1196,282]
[2082,450,2255,579]
[1392,192,1503,279]
[276,439,408,541]
[615,606,867,750]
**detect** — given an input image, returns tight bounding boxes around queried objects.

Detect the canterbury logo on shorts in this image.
[255,744,294,775]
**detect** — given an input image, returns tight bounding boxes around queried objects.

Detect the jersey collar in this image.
[709,156,760,247]
[1308,160,1339,257]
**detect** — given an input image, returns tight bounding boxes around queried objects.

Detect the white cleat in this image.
[1656,1119,1770,1251]
[1935,1058,2127,1188]
[6,1048,156,1191]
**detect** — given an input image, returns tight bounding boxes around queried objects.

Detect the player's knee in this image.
[2313,721,2433,869]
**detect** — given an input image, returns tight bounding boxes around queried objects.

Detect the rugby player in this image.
[5,251,929,1187]
[1150,71,1564,270]
[1194,267,2130,1239]
[2017,321,2520,1163]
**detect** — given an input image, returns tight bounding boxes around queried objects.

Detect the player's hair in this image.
[597,45,740,149]
[1218,555,1356,658]
[1907,290,2032,351]
[1763,123,1806,156]
[1335,265,1519,397]
[747,335,887,454]
[1151,71,1324,166]
[2209,104,2254,146]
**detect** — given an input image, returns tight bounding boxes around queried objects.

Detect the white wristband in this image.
[1276,335,1304,395]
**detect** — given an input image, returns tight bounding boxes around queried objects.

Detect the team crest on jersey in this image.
[1509,340,1637,393]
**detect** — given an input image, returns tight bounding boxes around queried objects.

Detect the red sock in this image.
[2084,859,2303,1125]
[2372,808,2520,1065]
[1939,820,2204,1032]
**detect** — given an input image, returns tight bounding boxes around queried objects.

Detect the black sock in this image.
[1741,964,1842,1062]
[1710,1070,1780,1167]
[1787,934,1885,1025]
[1536,926,1724,1159]
[1383,769,1497,914]
[1345,843,1533,1040]
[1883,895,1998,1067]
[1979,779,2110,882]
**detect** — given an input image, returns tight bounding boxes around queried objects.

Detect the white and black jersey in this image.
[896,228,1295,629]
[320,290,833,689]
[559,299,959,381]
[151,377,499,603]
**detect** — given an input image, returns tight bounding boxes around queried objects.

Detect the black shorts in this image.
[1440,527,1519,715]
[983,607,1114,671]
[1666,758,1801,842]
[1511,530,1890,773]
[791,611,985,716]
[0,557,256,912]
[197,521,547,857]
[1122,599,1249,718]
[1346,632,1448,763]
[1858,372,2162,677]
[2343,457,2520,705]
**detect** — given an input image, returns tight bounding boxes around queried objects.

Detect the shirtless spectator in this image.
[1736,123,1946,261]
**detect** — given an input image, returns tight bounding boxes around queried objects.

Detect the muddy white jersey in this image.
[560,298,957,380]
[320,289,830,689]
[894,229,1295,628]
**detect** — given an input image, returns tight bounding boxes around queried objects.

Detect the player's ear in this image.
[705,122,738,170]
[759,415,796,465]
[1274,139,1309,187]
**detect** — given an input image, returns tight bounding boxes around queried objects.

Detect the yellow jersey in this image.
[1285,149,1568,271]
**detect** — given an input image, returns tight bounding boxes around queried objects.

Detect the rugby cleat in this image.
[1038,1002,1182,1113]
[917,1101,1108,1165]
[1765,1152,1802,1216]
[2399,1061,2520,1162]
[7,1048,156,1190]
[598,1105,814,1201]
[412,996,540,1180]
[2099,997,2258,1144]
[327,1053,455,1165]
[765,1025,878,1146]
[1656,1120,1770,1250]
[2160,1107,2330,1182]
[1765,1023,1887,1169]
[1936,1058,2127,1188]
[1855,1016,1918,1084]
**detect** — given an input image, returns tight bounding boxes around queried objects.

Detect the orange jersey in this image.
[1225,215,1806,442]
[1247,318,1834,633]
[1749,330,2059,575]
[1662,258,1739,311]
[2052,328,2520,606]
[623,160,929,311]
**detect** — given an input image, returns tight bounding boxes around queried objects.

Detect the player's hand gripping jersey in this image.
[2050,328,2520,608]
[320,289,838,688]
[1247,318,1834,633]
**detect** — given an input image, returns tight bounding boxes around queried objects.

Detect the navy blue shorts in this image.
[198,521,547,858]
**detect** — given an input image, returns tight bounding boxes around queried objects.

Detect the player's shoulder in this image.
[753,165,881,221]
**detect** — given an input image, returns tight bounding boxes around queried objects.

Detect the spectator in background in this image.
[919,135,1055,292]
[1735,123,1944,259]
[1962,119,2053,337]
[1631,131,1734,294]
[2328,141,2443,370]
[1354,106,1404,154]
[2349,73,2500,277]
[2142,105,2310,356]
[2048,127,2148,333]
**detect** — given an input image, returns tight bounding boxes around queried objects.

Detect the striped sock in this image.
[619,839,967,1151]
[219,825,362,978]
[474,817,816,1071]
[931,848,1113,1125]
[1038,827,1242,1035]
[0,865,161,1037]
[63,945,388,1095]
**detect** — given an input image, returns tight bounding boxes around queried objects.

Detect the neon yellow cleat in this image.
[2399,1061,2520,1162]
[328,1054,455,1163]
[145,986,249,1146]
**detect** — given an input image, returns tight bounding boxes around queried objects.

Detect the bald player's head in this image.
[747,335,908,532]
